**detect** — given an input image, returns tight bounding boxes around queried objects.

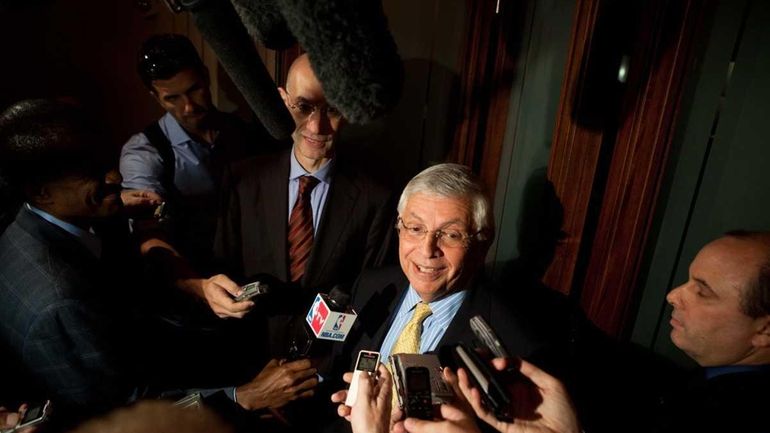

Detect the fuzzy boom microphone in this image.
[230,0,296,50]
[278,0,404,123]
[180,0,295,140]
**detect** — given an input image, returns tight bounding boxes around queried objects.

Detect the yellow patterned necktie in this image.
[389,302,433,407]
[391,302,433,355]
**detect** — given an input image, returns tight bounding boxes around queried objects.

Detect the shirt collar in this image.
[25,203,102,258]
[399,285,468,318]
[704,364,770,380]
[289,145,333,183]
[160,112,195,147]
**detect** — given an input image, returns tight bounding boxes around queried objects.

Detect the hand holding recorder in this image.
[457,357,580,433]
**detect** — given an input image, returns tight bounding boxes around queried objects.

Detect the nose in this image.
[667,283,684,308]
[305,108,333,134]
[182,95,195,114]
[418,231,442,258]
[105,169,122,185]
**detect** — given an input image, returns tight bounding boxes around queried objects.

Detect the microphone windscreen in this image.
[230,0,296,50]
[277,0,404,124]
[328,285,351,308]
[184,0,295,140]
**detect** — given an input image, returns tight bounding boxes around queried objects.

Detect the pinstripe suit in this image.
[0,207,144,422]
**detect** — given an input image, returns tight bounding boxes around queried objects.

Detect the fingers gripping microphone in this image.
[179,0,295,140]
[288,286,357,360]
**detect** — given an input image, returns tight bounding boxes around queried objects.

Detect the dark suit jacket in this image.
[215,150,395,357]
[0,207,145,424]
[339,265,549,373]
[652,368,770,433]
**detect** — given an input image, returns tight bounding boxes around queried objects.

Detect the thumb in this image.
[403,417,432,433]
[439,403,467,421]
[355,372,373,406]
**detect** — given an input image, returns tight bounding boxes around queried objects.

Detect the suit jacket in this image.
[339,265,548,373]
[0,207,145,424]
[215,150,395,357]
[652,368,770,433]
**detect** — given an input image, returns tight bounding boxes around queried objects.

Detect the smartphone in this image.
[389,353,454,405]
[404,367,433,420]
[454,344,512,421]
[470,315,510,358]
[345,350,380,406]
[8,400,52,432]
[234,281,269,302]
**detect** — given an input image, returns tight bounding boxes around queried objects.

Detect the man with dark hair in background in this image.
[120,34,276,316]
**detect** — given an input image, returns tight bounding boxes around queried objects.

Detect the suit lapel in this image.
[437,282,491,348]
[260,151,290,280]
[351,271,407,356]
[15,207,100,271]
[303,166,360,288]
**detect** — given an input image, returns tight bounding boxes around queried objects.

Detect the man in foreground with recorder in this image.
[328,163,558,431]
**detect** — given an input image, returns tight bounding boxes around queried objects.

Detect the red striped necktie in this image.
[288,175,320,282]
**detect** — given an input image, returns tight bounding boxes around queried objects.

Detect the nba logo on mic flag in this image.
[310,299,329,335]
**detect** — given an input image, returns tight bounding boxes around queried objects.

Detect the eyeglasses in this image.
[284,91,343,120]
[396,217,480,248]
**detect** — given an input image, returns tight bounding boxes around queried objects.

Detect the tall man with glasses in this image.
[203,53,394,423]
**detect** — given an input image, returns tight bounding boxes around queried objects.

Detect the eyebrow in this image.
[693,277,714,292]
[405,212,467,228]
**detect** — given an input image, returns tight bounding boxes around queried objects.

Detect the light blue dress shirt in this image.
[287,148,332,233]
[378,286,468,361]
[119,112,217,197]
[24,203,102,258]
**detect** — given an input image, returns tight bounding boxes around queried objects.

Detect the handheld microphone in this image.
[287,286,357,360]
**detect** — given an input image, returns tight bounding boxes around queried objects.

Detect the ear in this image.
[278,87,289,105]
[751,316,770,348]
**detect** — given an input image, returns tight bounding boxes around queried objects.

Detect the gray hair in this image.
[397,163,494,240]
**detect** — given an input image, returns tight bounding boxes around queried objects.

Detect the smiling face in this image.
[278,54,343,173]
[398,193,484,303]
[151,68,213,134]
[667,237,770,366]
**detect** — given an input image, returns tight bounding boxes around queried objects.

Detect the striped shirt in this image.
[378,286,467,361]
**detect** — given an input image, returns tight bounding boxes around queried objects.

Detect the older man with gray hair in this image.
[336,163,547,398]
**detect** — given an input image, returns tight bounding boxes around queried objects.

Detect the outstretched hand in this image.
[457,358,580,433]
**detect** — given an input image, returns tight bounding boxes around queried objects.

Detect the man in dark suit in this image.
[213,53,394,359]
[653,230,770,433]
[334,164,548,411]
[0,99,321,429]
[0,99,148,425]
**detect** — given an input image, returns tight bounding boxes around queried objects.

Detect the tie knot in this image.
[413,302,432,323]
[298,175,320,196]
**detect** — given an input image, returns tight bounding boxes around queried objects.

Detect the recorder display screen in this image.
[357,351,379,371]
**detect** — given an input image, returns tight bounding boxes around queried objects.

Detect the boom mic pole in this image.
[168,0,295,141]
